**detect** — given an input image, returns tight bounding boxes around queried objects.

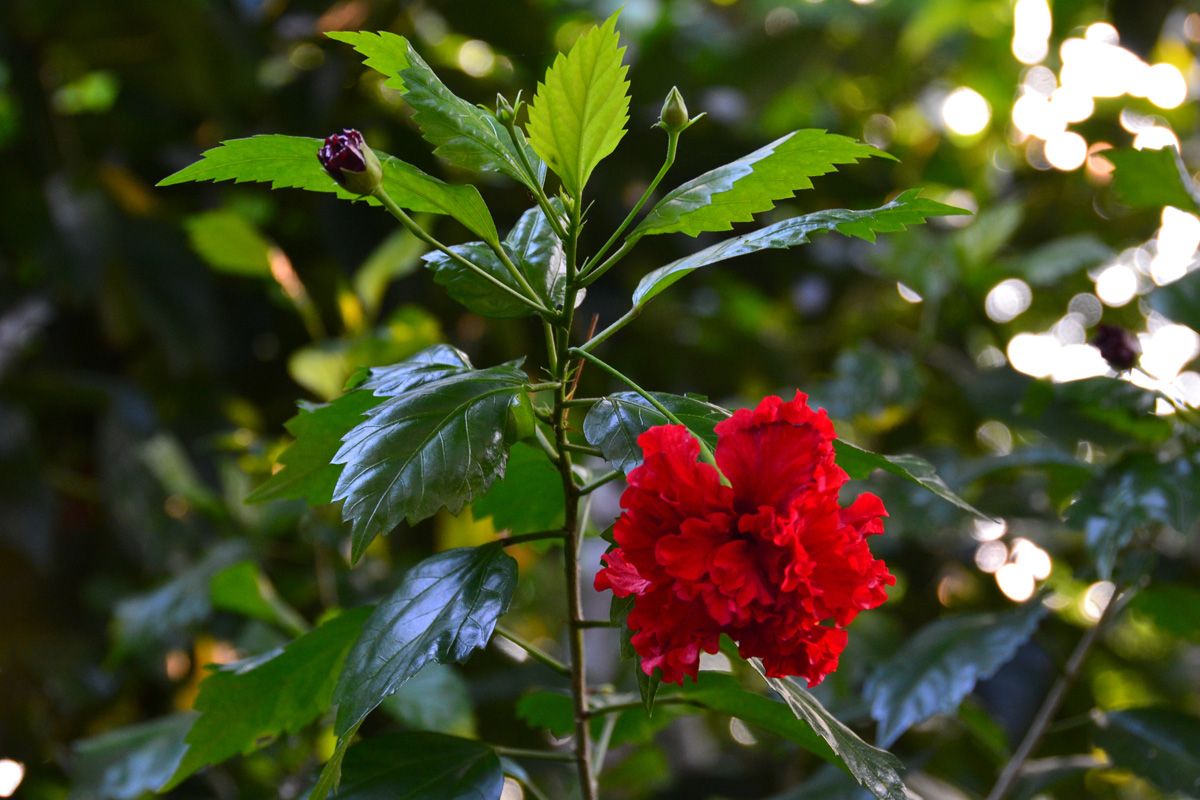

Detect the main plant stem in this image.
[553,195,597,799]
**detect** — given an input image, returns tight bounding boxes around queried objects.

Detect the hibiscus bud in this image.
[657,86,690,132]
[495,93,516,126]
[1091,324,1140,371]
[317,129,382,196]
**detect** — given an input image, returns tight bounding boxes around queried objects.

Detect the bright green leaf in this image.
[184,210,274,277]
[746,661,908,800]
[422,204,565,318]
[582,391,731,473]
[70,714,195,799]
[327,31,542,191]
[209,561,279,624]
[834,440,992,520]
[333,362,528,559]
[158,135,498,245]
[863,600,1047,747]
[634,130,890,238]
[1128,583,1200,643]
[473,442,564,534]
[333,544,518,735]
[335,732,504,799]
[1093,707,1200,796]
[631,190,968,310]
[526,12,629,197]
[165,608,369,788]
[1105,146,1199,212]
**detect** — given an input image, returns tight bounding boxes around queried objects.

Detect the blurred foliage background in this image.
[2,0,1199,797]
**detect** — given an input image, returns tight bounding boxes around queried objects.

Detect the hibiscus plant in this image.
[149,12,986,799]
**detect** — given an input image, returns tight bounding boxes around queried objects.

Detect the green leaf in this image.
[863,600,1047,747]
[333,544,518,736]
[1150,270,1200,329]
[1105,146,1199,212]
[582,391,731,473]
[745,661,909,800]
[333,362,529,559]
[382,663,476,737]
[326,31,541,191]
[209,561,279,624]
[611,594,660,712]
[422,204,565,318]
[473,442,564,534]
[158,135,498,245]
[334,732,504,799]
[70,714,195,799]
[184,210,274,277]
[526,12,630,197]
[834,440,992,520]
[634,130,890,238]
[631,190,968,310]
[354,227,428,317]
[1093,707,1200,796]
[1005,234,1113,287]
[112,541,247,657]
[165,608,369,788]
[1067,451,1200,579]
[1128,583,1200,642]
[248,345,474,507]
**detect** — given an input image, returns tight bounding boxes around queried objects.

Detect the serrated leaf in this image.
[863,600,1047,747]
[526,12,629,197]
[834,440,992,520]
[1105,146,1199,212]
[333,363,528,560]
[327,31,541,191]
[158,135,498,245]
[333,544,517,735]
[634,130,890,239]
[335,732,504,799]
[70,714,195,800]
[165,608,369,789]
[422,204,565,318]
[473,442,564,534]
[631,190,968,310]
[184,210,274,277]
[1093,707,1200,796]
[248,345,474,506]
[582,391,731,473]
[746,661,908,800]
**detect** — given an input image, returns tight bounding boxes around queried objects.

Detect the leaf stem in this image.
[581,130,679,279]
[578,469,622,496]
[504,119,570,243]
[562,442,604,458]
[495,624,571,677]
[493,745,575,763]
[371,187,552,317]
[576,307,640,353]
[566,347,723,475]
[498,530,567,547]
[525,381,561,392]
[985,584,1141,800]
[564,396,603,408]
[574,619,619,629]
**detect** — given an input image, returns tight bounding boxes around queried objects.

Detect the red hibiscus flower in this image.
[595,392,895,686]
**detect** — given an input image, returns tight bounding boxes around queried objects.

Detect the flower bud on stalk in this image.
[317,129,382,196]
[1091,324,1140,371]
[658,86,690,132]
[495,93,517,126]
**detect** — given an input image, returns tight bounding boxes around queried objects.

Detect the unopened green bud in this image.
[495,93,516,126]
[658,86,690,132]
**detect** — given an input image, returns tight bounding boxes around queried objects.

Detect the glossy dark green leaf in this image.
[422,204,565,318]
[112,541,247,657]
[1067,451,1200,579]
[634,130,889,238]
[834,440,992,520]
[473,442,564,534]
[333,544,517,736]
[526,12,629,197]
[1105,146,1199,212]
[582,391,731,473]
[159,136,500,244]
[382,663,476,737]
[746,661,908,800]
[630,190,968,310]
[326,32,541,192]
[248,346,474,506]
[165,608,370,788]
[70,714,195,799]
[1093,707,1200,796]
[334,732,504,799]
[863,600,1047,747]
[332,363,528,559]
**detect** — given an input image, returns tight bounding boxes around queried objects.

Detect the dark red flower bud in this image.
[1091,324,1140,371]
[317,129,382,196]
